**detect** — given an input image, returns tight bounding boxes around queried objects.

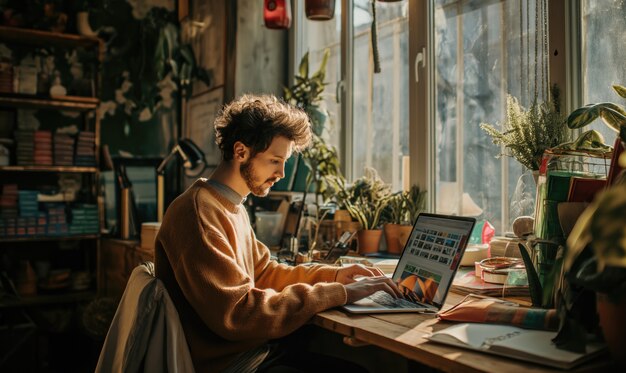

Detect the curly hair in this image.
[214,94,312,161]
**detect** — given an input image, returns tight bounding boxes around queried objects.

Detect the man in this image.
[155,94,402,372]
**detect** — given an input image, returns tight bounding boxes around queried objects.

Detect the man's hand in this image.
[344,276,404,304]
[335,264,384,284]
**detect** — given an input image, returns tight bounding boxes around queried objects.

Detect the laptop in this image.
[342,213,476,313]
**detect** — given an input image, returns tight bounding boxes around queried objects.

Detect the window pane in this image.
[301,5,342,151]
[352,0,409,190]
[434,0,541,232]
[581,0,626,145]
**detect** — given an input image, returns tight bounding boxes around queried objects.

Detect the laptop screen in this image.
[392,213,476,308]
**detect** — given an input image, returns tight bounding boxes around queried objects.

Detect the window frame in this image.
[291,0,586,228]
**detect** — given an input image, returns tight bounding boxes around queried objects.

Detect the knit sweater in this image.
[155,179,348,372]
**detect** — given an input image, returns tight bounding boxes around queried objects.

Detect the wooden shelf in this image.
[0,290,96,309]
[0,94,99,110]
[0,165,97,173]
[0,26,101,49]
[0,234,99,243]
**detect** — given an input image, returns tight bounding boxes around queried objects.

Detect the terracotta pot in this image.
[597,292,626,367]
[333,209,352,222]
[383,224,412,255]
[356,229,382,255]
[305,0,335,20]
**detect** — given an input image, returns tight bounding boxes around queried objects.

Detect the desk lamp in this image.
[157,138,206,221]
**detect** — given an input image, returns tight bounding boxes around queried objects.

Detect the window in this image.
[298,4,342,151]
[294,0,623,234]
[296,0,409,190]
[432,0,546,232]
[351,0,409,189]
[581,0,626,144]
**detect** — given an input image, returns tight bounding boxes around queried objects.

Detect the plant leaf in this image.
[518,243,543,307]
[299,51,309,79]
[566,104,601,129]
[599,105,626,132]
[613,84,626,99]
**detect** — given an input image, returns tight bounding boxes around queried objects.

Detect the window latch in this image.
[336,80,344,104]
[414,47,426,83]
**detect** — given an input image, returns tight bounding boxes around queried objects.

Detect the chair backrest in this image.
[95,262,194,373]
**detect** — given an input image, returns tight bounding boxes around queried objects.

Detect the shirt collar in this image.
[205,179,246,205]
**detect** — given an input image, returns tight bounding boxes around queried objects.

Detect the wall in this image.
[234,0,288,97]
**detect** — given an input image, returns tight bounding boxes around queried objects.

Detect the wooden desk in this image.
[313,292,610,373]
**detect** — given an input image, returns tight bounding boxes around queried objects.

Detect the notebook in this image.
[426,323,606,370]
[342,213,476,313]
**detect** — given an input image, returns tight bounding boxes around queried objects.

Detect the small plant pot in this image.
[597,292,626,367]
[383,224,412,255]
[356,229,382,255]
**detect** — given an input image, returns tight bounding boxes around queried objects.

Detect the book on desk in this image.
[426,323,606,370]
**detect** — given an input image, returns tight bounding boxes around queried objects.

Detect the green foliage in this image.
[343,168,392,230]
[566,84,626,143]
[154,24,211,101]
[284,49,330,136]
[565,182,626,274]
[382,185,427,225]
[480,93,569,171]
[300,135,343,203]
[518,243,543,307]
[554,180,626,352]
[284,49,342,204]
[405,184,427,225]
[382,192,405,225]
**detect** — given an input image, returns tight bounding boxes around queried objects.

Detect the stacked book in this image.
[15,130,34,165]
[0,184,18,237]
[18,190,39,217]
[75,131,96,166]
[34,130,53,166]
[36,212,47,235]
[54,133,75,166]
[0,62,13,93]
[44,203,68,236]
[0,183,18,218]
[69,204,99,234]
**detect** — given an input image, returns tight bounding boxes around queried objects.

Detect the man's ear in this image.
[233,141,250,162]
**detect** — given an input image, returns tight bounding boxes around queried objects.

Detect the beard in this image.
[240,159,279,196]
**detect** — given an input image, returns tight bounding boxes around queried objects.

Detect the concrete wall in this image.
[234,0,288,97]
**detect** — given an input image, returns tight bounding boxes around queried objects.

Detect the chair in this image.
[95,262,195,373]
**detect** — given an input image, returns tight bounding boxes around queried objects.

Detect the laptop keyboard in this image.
[368,291,422,309]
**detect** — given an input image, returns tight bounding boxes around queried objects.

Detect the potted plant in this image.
[552,83,626,364]
[283,49,343,206]
[480,88,569,174]
[381,185,427,255]
[342,168,392,254]
[559,180,626,365]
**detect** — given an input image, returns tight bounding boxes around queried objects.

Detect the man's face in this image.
[240,136,293,196]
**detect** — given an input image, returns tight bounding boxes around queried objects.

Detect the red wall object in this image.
[264,0,292,29]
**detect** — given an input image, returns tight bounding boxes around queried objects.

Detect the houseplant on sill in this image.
[480,88,569,175]
[342,168,392,255]
[382,185,427,255]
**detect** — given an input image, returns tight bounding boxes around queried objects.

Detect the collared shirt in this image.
[205,179,246,205]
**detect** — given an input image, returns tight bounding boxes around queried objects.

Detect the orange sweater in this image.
[155,180,347,372]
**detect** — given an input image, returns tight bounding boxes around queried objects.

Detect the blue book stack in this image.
[69,204,99,234]
[18,190,39,217]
